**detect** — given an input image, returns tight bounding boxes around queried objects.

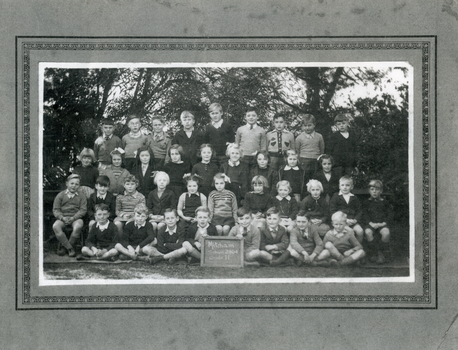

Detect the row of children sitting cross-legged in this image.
[53,166,393,265]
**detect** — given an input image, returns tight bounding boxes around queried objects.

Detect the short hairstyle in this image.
[94,203,110,213]
[78,147,96,163]
[306,179,324,194]
[285,149,298,157]
[195,206,210,216]
[255,150,270,164]
[331,211,347,222]
[339,175,353,186]
[151,115,165,124]
[276,180,292,193]
[184,174,201,186]
[154,171,170,185]
[124,174,139,186]
[96,175,110,187]
[334,113,348,123]
[302,114,316,125]
[101,118,114,126]
[66,174,81,182]
[296,210,311,220]
[368,179,383,191]
[251,175,269,189]
[134,203,149,216]
[180,110,195,120]
[225,143,243,157]
[168,144,184,158]
[236,207,251,218]
[209,103,223,113]
[127,114,141,124]
[163,208,178,217]
[212,173,226,186]
[266,207,280,217]
[318,154,334,165]
[197,143,214,158]
[245,106,258,115]
[273,114,285,121]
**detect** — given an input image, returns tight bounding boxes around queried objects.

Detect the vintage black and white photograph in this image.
[16,37,435,308]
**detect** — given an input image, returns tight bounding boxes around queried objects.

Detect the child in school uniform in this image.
[271,180,299,229]
[172,110,204,166]
[87,175,116,231]
[329,176,364,243]
[177,175,207,231]
[242,175,274,230]
[295,114,324,184]
[208,173,238,236]
[299,179,331,237]
[113,175,146,237]
[182,206,218,264]
[325,113,359,177]
[146,171,177,234]
[121,114,150,172]
[71,148,99,199]
[115,203,156,260]
[162,144,191,199]
[191,144,219,198]
[204,103,235,167]
[220,143,250,206]
[94,118,122,167]
[312,154,340,202]
[288,210,328,266]
[148,209,188,265]
[52,174,87,257]
[228,207,263,267]
[266,114,295,171]
[81,204,119,261]
[235,107,267,168]
[361,180,393,264]
[322,211,366,266]
[250,150,278,195]
[98,148,131,196]
[278,150,304,203]
[148,115,171,168]
[132,145,156,198]
[258,207,291,266]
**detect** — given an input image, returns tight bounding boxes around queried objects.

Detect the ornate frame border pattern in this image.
[16,36,436,309]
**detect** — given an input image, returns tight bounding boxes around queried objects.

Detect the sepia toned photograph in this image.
[16,36,435,309]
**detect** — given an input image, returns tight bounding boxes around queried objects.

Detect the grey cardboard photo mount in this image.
[15,36,436,309]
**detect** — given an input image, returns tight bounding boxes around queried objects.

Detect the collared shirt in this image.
[284,165,299,171]
[299,228,309,239]
[188,192,200,198]
[239,226,250,236]
[368,196,383,202]
[338,191,354,204]
[228,160,240,167]
[96,221,109,231]
[196,224,210,236]
[212,119,223,129]
[166,226,177,235]
[135,221,146,229]
[276,195,291,201]
[103,134,113,141]
[184,128,194,137]
[65,189,78,199]
[129,131,142,138]
[97,193,107,200]
[304,131,316,139]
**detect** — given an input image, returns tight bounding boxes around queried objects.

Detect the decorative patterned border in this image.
[17,38,435,308]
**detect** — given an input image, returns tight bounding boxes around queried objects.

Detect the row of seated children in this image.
[80,201,367,268]
[89,103,356,199]
[53,168,392,264]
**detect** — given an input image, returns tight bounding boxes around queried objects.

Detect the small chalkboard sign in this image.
[201,236,244,267]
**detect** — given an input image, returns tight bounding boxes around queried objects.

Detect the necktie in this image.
[243,227,248,236]
[278,132,282,153]
[250,124,253,130]
[105,136,110,141]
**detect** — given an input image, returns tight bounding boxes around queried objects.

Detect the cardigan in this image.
[323,227,362,253]
[120,220,155,248]
[271,196,299,220]
[146,189,177,216]
[299,195,330,223]
[156,224,186,254]
[85,221,118,249]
